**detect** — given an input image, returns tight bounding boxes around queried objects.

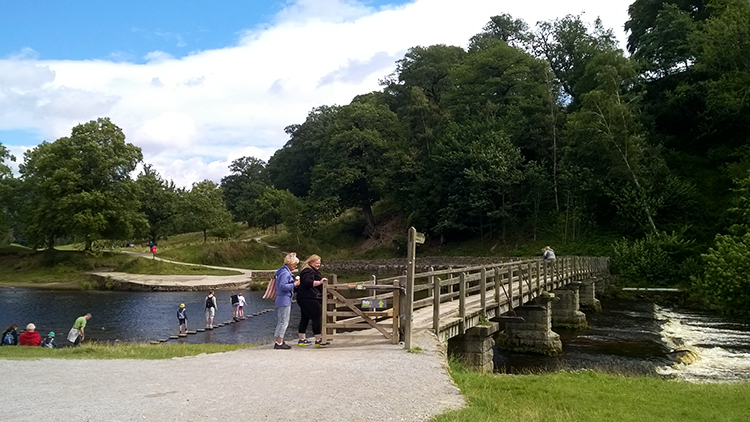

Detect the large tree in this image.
[220,156,269,225]
[19,118,146,249]
[0,142,15,244]
[136,164,179,244]
[179,180,235,243]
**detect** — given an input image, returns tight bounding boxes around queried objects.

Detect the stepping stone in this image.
[240,317,246,320]
[196,329,205,332]
[178,334,187,337]
[150,341,160,345]
[169,335,178,339]
[157,338,168,342]
[187,331,196,334]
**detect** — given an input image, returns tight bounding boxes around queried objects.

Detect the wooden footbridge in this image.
[322,228,610,351]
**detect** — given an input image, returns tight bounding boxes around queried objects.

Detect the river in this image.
[0,287,300,345]
[493,298,750,383]
[2,287,748,383]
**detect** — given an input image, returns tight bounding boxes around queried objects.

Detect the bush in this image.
[611,231,696,286]
[693,232,750,315]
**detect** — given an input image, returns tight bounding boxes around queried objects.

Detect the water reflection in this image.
[0,287,302,345]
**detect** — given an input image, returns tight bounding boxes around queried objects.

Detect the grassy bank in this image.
[0,249,240,287]
[435,362,750,422]
[0,343,251,360]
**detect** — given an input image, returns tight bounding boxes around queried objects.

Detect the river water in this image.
[2,288,748,383]
[0,287,302,345]
[494,298,750,383]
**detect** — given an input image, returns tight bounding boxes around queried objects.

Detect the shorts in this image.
[178,318,186,324]
[205,307,215,318]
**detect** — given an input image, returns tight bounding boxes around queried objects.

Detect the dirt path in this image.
[0,331,464,422]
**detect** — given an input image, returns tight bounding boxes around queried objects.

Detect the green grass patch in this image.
[0,343,252,360]
[116,257,241,275]
[158,240,284,269]
[435,361,750,422]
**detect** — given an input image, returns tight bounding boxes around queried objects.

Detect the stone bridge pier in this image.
[551,284,588,329]
[496,295,563,356]
[579,279,602,311]
[448,322,500,373]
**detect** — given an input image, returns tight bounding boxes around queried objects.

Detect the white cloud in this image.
[0,0,633,188]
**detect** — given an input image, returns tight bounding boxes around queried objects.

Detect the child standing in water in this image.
[177,303,188,334]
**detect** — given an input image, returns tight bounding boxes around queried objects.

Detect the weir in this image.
[322,227,611,372]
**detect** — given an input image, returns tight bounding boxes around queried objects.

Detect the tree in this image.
[468,13,531,52]
[136,164,179,244]
[18,118,146,249]
[267,106,339,197]
[0,143,15,245]
[310,102,407,236]
[220,156,269,225]
[179,180,234,243]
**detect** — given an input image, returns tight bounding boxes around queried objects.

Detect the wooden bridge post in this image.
[404,227,417,349]
[494,267,501,310]
[517,264,523,307]
[322,278,329,343]
[433,276,441,333]
[392,278,400,344]
[459,272,466,335]
[480,267,487,316]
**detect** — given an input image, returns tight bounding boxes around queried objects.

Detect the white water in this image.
[655,305,750,383]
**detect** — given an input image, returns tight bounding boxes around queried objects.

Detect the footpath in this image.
[0,331,464,422]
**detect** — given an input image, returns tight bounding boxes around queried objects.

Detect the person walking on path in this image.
[42,332,57,348]
[274,252,300,349]
[230,291,240,321]
[237,293,247,318]
[19,323,42,346]
[2,323,18,346]
[296,254,330,348]
[177,303,188,334]
[67,313,91,346]
[205,291,218,329]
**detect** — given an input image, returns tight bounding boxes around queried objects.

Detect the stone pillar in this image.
[579,280,601,312]
[449,322,499,373]
[497,295,562,356]
[551,285,588,329]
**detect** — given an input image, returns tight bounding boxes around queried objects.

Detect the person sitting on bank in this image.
[42,331,57,348]
[2,323,19,346]
[19,323,42,346]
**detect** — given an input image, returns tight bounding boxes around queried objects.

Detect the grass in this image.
[0,249,240,287]
[434,361,750,422]
[0,342,252,360]
[158,241,284,269]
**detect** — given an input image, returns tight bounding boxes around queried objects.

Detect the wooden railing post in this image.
[480,267,487,315]
[459,272,466,334]
[392,278,400,344]
[404,227,417,349]
[322,278,329,343]
[494,267,501,309]
[517,264,523,306]
[433,276,441,333]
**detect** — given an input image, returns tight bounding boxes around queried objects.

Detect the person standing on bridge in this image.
[296,254,330,348]
[542,246,556,261]
[274,252,300,350]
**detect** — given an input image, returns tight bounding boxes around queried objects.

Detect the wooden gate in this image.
[321,278,402,344]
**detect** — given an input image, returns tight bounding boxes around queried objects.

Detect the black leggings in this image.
[297,299,322,336]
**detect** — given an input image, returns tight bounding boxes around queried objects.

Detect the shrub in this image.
[611,231,696,286]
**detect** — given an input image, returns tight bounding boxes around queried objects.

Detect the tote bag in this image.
[262,278,277,300]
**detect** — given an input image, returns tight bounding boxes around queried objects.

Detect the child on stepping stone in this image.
[177,303,187,334]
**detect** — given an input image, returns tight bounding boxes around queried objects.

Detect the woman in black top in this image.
[2,323,19,346]
[296,254,330,347]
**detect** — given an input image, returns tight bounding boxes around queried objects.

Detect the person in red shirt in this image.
[18,323,42,346]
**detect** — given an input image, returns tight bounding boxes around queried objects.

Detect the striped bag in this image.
[262,278,277,300]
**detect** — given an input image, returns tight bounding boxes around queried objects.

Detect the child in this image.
[237,292,247,318]
[177,303,188,334]
[42,331,57,348]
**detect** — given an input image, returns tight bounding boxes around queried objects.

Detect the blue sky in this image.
[0,0,633,187]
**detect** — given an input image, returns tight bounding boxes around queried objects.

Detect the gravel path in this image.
[0,331,464,422]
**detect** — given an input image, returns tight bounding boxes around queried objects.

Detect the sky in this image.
[0,0,634,188]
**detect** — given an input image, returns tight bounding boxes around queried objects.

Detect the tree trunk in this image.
[362,203,376,238]
[203,229,207,244]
